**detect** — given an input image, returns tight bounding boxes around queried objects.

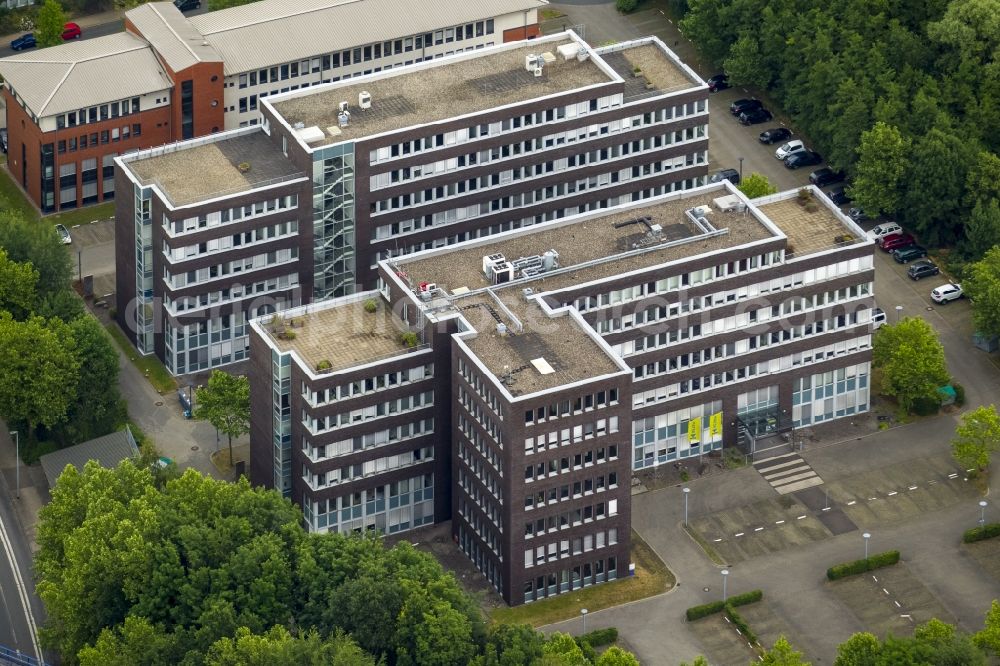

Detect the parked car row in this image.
[10,22,82,50]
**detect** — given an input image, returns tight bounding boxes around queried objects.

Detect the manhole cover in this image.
[191,445,199,451]
[155,401,163,406]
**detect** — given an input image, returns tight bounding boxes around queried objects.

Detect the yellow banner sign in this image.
[687,417,702,443]
[709,412,723,437]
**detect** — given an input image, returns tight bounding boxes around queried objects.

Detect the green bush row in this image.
[725,606,757,645]
[579,627,618,647]
[963,523,1000,543]
[826,550,900,580]
[685,589,763,621]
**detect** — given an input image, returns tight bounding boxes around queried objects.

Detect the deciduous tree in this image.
[595,646,640,666]
[964,246,1000,337]
[850,122,910,216]
[35,0,67,48]
[195,370,250,466]
[872,317,950,413]
[974,599,1000,656]
[952,405,1000,471]
[834,632,881,666]
[761,636,810,666]
[738,173,778,199]
[0,247,38,318]
[0,313,80,436]
[724,33,770,89]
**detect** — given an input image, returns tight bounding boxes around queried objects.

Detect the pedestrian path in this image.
[754,453,824,494]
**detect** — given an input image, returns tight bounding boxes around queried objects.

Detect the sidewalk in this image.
[0,430,48,554]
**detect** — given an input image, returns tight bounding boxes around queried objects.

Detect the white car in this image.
[54,223,71,244]
[866,221,902,241]
[774,140,805,160]
[931,283,963,304]
[871,308,886,330]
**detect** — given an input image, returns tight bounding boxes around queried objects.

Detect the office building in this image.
[0,0,545,211]
[247,179,876,605]
[115,31,710,374]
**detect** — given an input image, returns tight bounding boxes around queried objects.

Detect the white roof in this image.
[0,33,172,117]
[126,2,222,72]
[189,0,548,76]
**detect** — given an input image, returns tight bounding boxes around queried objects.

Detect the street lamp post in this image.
[581,608,588,634]
[894,305,903,323]
[980,500,988,527]
[721,569,729,602]
[738,157,744,184]
[9,431,18,500]
[683,487,691,527]
[863,532,871,560]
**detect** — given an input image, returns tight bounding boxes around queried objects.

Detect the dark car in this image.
[174,0,201,10]
[739,108,773,125]
[759,127,791,144]
[706,73,729,92]
[783,151,822,169]
[906,259,939,279]
[10,33,35,51]
[178,388,193,419]
[894,246,928,264]
[809,167,846,188]
[0,128,7,154]
[879,233,916,252]
[709,168,741,186]
[826,184,852,206]
[730,98,762,116]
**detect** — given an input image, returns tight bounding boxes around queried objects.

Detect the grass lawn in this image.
[489,530,674,628]
[104,321,177,394]
[0,162,36,220]
[0,161,115,225]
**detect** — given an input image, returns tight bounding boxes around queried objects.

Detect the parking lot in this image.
[63,218,116,299]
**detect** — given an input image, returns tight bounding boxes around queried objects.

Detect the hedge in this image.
[579,627,619,648]
[685,589,763,621]
[826,550,900,580]
[725,606,757,645]
[963,523,1000,543]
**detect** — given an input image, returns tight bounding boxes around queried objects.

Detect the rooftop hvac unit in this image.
[525,54,539,71]
[496,323,508,335]
[696,216,710,227]
[557,43,580,61]
[649,223,663,237]
[522,287,534,300]
[490,262,514,285]
[692,205,712,217]
[338,100,349,113]
[337,110,350,127]
[358,91,372,109]
[482,253,506,275]
[542,250,558,271]
[533,65,543,78]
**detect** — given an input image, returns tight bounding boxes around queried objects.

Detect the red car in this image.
[879,233,916,252]
[62,22,81,40]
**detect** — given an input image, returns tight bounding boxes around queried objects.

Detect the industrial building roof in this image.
[189,0,549,76]
[0,32,172,117]
[127,2,222,72]
[39,428,139,488]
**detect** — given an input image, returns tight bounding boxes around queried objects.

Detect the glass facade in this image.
[272,350,292,495]
[312,143,356,299]
[792,363,870,426]
[133,185,154,354]
[632,399,723,469]
[304,473,435,534]
[737,385,780,437]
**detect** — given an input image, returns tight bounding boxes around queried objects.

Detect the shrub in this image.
[797,187,812,203]
[616,0,638,12]
[316,359,332,372]
[727,589,763,607]
[363,298,378,313]
[399,331,419,348]
[686,600,726,621]
[910,394,940,416]
[826,550,900,580]
[679,469,690,482]
[725,606,757,644]
[954,383,966,407]
[580,627,618,647]
[575,637,597,662]
[963,523,1000,543]
[278,329,296,340]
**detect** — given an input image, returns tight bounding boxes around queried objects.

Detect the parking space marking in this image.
[949,473,959,479]
[887,491,897,496]
[775,520,785,525]
[847,500,857,505]
[908,486,918,490]
[734,532,744,537]
[754,527,764,532]
[796,515,807,520]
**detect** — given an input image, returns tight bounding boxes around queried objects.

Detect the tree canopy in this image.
[951,404,1000,470]
[872,317,950,413]
[35,0,67,48]
[738,173,778,199]
[36,460,640,665]
[677,0,1000,261]
[964,246,1000,338]
[195,370,250,466]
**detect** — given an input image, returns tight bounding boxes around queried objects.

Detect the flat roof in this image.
[0,33,172,117]
[458,291,624,396]
[596,42,699,100]
[190,0,548,76]
[261,295,421,374]
[397,189,773,295]
[754,193,861,259]
[270,36,613,146]
[123,130,303,207]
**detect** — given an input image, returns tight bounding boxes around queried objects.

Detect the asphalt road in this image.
[0,467,43,663]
